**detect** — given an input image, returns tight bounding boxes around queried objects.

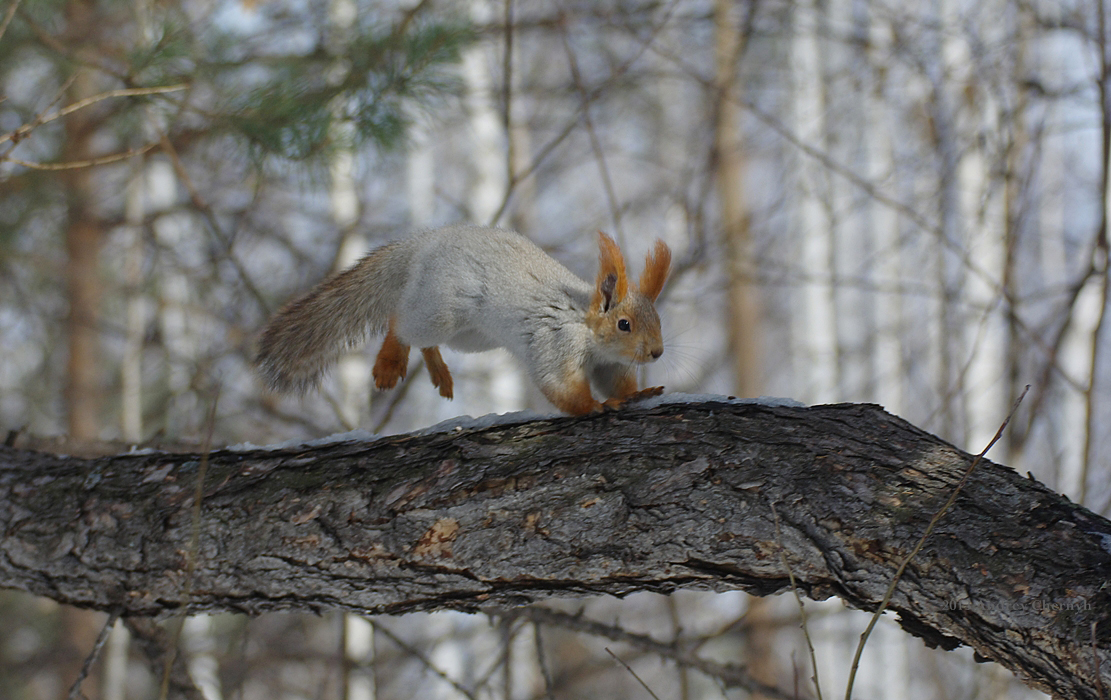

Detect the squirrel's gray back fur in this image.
[394,225,596,391]
[255,225,593,394]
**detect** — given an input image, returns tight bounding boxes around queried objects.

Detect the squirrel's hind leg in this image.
[421,347,454,399]
[373,320,410,390]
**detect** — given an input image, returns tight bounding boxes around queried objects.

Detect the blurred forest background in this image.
[0,0,1108,697]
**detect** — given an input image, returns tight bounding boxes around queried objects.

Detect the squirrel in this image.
[255,224,671,415]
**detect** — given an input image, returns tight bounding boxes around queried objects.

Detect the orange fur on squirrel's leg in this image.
[421,346,454,399]
[373,320,410,390]
[539,374,601,415]
[597,372,663,410]
[610,373,639,400]
[602,374,664,410]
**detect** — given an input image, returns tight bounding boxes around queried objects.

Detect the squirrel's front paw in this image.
[601,386,665,411]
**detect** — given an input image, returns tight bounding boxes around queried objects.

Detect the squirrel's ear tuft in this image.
[594,232,628,309]
[599,273,618,311]
[639,240,671,302]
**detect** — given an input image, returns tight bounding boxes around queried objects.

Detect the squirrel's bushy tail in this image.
[256,241,415,393]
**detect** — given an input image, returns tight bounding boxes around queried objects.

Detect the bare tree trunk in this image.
[1026,34,1070,489]
[156,212,199,435]
[867,7,905,417]
[183,615,222,700]
[927,0,964,444]
[329,0,369,433]
[463,0,524,414]
[63,20,105,442]
[121,159,146,448]
[715,0,761,400]
[958,5,1008,454]
[1075,0,1111,507]
[344,615,375,700]
[836,0,873,403]
[504,0,534,238]
[1001,3,1033,471]
[65,190,103,442]
[1057,189,1105,502]
[792,0,838,404]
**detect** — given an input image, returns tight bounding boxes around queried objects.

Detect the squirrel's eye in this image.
[618,319,631,332]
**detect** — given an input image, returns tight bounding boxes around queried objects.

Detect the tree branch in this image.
[1,400,1109,698]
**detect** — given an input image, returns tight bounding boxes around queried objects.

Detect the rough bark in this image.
[1,400,1109,698]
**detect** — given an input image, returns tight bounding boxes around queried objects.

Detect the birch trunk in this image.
[155,225,197,438]
[928,0,964,443]
[328,0,368,432]
[792,0,838,404]
[867,11,905,417]
[462,0,524,414]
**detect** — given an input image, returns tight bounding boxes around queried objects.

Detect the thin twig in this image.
[16,8,124,79]
[373,621,478,700]
[771,503,823,700]
[66,609,122,700]
[5,141,160,170]
[0,84,187,147]
[650,31,1085,441]
[486,0,681,225]
[158,132,272,317]
[495,606,801,700]
[0,0,24,47]
[323,387,357,432]
[843,384,1029,700]
[472,616,517,693]
[605,647,664,700]
[1020,256,1105,442]
[666,596,691,700]
[0,71,79,163]
[645,38,1023,338]
[370,361,424,434]
[532,622,557,700]
[557,11,625,244]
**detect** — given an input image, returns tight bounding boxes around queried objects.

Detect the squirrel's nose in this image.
[650,348,663,360]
